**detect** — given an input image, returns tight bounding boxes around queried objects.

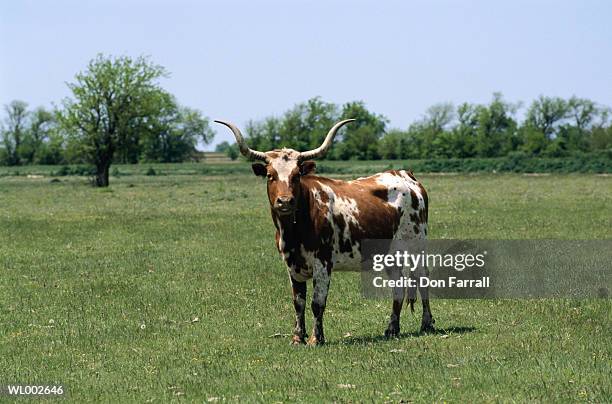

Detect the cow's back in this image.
[302,169,427,273]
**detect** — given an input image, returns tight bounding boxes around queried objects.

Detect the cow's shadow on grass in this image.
[331,326,476,346]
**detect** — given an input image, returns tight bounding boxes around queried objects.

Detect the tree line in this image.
[2,54,611,187]
[216,94,612,161]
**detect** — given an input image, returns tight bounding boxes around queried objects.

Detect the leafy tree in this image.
[19,107,58,164]
[279,97,339,153]
[36,131,66,165]
[278,106,310,151]
[590,125,612,152]
[555,125,587,155]
[562,97,609,154]
[568,96,596,131]
[519,126,548,156]
[243,98,340,156]
[401,124,426,159]
[59,54,173,186]
[418,103,455,158]
[378,129,403,159]
[338,101,388,160]
[473,93,519,157]
[215,141,239,160]
[1,100,29,165]
[0,103,64,165]
[215,141,231,153]
[452,102,479,157]
[300,97,339,151]
[586,107,612,152]
[379,128,427,160]
[226,144,239,160]
[424,103,455,133]
[245,117,281,152]
[140,99,213,163]
[525,96,569,139]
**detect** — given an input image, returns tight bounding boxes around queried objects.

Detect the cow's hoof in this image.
[306,335,324,346]
[290,335,306,345]
[420,319,435,333]
[420,324,435,333]
[384,324,400,338]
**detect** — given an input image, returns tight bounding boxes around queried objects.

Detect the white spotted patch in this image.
[291,249,329,302]
[317,182,361,227]
[314,182,364,271]
[311,188,325,208]
[374,170,427,239]
[373,171,416,209]
[289,245,316,282]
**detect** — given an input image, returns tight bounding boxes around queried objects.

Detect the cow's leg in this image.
[384,267,405,337]
[290,275,307,345]
[418,266,435,332]
[307,262,329,346]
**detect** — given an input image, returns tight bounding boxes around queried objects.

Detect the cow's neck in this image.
[273,183,313,256]
[275,214,298,255]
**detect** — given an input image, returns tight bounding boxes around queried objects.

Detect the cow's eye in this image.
[267,173,274,180]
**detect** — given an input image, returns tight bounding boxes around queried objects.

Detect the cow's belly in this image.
[286,246,363,281]
[289,266,313,282]
[332,249,362,272]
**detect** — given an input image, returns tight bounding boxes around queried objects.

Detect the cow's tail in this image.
[408,297,416,313]
[406,285,417,313]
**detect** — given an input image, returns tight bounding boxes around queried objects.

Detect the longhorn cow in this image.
[216,119,434,345]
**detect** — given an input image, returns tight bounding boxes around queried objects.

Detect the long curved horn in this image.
[299,119,356,160]
[214,120,268,162]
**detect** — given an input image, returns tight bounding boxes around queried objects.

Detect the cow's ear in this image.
[300,160,316,176]
[252,163,267,177]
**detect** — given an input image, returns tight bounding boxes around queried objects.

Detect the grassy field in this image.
[0,167,610,402]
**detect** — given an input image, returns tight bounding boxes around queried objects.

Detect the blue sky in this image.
[1,0,611,149]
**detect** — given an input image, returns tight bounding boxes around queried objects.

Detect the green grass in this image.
[0,169,610,402]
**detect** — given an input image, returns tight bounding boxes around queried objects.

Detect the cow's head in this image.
[214,119,355,217]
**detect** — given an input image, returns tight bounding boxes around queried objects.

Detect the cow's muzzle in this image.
[274,196,296,216]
